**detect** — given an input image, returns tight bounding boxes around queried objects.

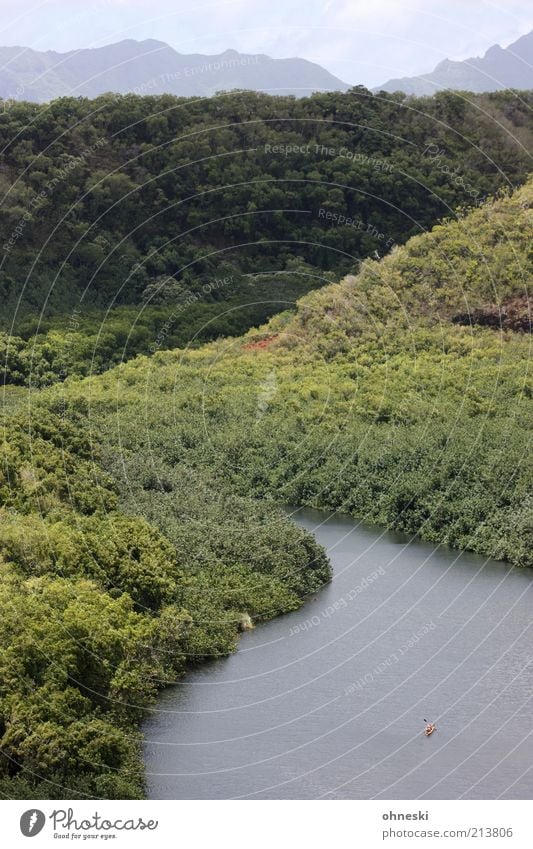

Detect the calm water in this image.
[144,508,533,799]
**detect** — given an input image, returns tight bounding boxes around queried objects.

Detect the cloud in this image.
[0,0,532,87]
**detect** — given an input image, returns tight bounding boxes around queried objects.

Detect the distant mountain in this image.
[0,39,349,102]
[377,29,533,95]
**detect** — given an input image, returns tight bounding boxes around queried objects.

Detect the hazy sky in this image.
[1,0,532,87]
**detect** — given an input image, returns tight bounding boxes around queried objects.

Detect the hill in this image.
[0,147,531,800]
[76,175,531,570]
[0,39,349,102]
[1,88,532,348]
[378,29,533,95]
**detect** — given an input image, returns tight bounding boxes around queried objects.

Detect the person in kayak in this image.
[424,720,436,735]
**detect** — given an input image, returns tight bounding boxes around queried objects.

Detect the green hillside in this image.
[1,88,532,328]
[69,176,531,566]
[0,174,531,799]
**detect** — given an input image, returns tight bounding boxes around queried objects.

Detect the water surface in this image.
[144,508,533,799]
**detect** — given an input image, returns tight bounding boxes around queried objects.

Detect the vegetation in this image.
[1,265,328,386]
[64,177,529,569]
[0,403,329,797]
[0,92,531,800]
[1,88,532,329]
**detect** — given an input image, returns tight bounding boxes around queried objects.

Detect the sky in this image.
[0,0,532,87]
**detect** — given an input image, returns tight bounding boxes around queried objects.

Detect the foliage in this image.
[1,89,532,328]
[0,267,332,387]
[56,176,531,574]
[0,401,328,797]
[0,98,531,801]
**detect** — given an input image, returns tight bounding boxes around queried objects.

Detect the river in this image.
[144,507,533,799]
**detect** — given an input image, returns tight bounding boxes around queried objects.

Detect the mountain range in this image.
[0,39,349,101]
[378,28,533,95]
[1,30,532,105]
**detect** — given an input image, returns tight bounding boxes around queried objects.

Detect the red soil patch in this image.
[242,334,279,350]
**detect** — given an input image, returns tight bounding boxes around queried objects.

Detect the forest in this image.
[1,87,533,332]
[0,88,531,799]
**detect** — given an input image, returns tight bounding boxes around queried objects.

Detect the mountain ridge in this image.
[377,28,533,94]
[0,38,350,101]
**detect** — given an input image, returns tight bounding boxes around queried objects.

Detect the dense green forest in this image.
[0,268,329,386]
[2,87,532,388]
[1,87,532,332]
[61,175,532,570]
[0,401,329,798]
[0,90,531,800]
